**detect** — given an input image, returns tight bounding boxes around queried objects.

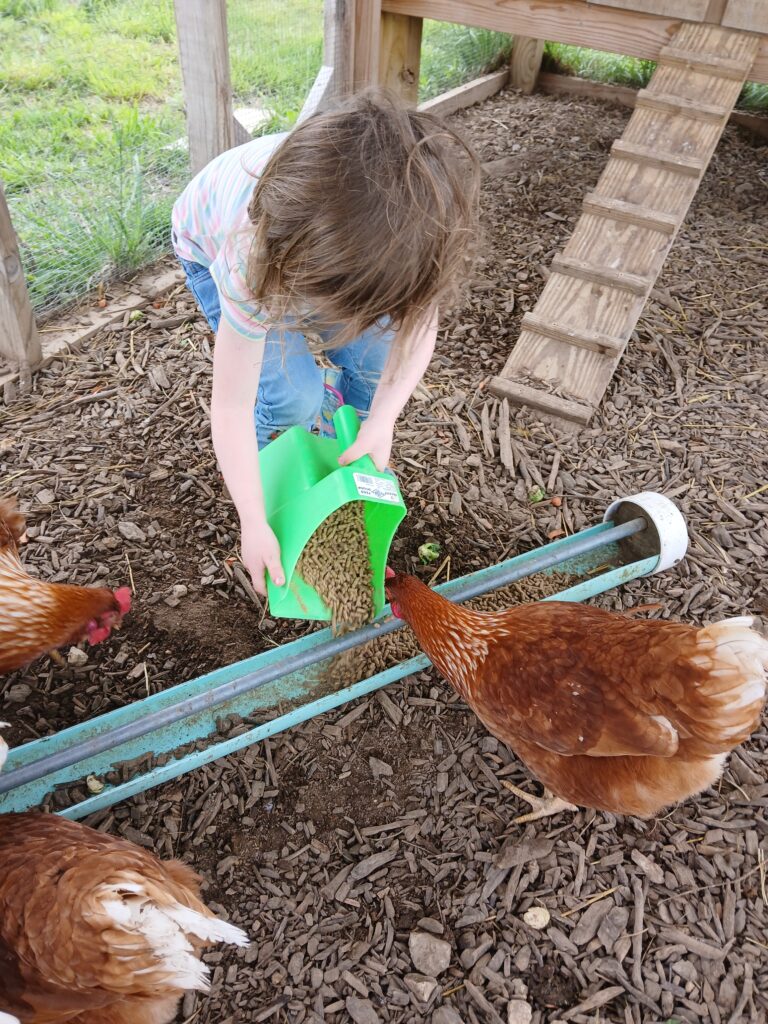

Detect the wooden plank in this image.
[582,192,678,233]
[705,0,729,22]
[537,71,768,141]
[509,36,545,94]
[610,139,705,175]
[520,312,623,354]
[588,0,709,19]
[0,181,41,370]
[381,0,768,84]
[379,11,423,103]
[722,0,768,33]
[490,20,759,424]
[659,45,755,78]
[489,377,594,424]
[325,0,355,97]
[551,254,653,295]
[174,0,237,174]
[418,68,509,116]
[355,0,382,89]
[635,88,729,119]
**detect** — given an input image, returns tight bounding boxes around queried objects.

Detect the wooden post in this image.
[0,181,41,371]
[354,0,382,89]
[380,11,423,104]
[326,0,355,97]
[510,36,545,93]
[174,0,238,174]
[705,0,729,22]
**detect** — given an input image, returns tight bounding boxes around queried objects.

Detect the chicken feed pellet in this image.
[297,501,375,636]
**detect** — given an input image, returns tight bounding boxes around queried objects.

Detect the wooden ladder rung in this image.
[582,193,678,235]
[611,140,705,177]
[489,376,594,425]
[635,89,730,122]
[658,46,752,81]
[520,313,624,355]
[551,255,652,297]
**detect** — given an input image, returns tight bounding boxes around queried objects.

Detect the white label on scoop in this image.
[353,472,400,504]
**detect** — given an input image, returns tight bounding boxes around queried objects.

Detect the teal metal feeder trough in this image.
[0,492,687,820]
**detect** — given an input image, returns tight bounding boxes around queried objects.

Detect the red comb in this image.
[385,566,396,579]
[114,587,132,616]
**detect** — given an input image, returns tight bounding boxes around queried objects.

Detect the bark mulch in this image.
[1,85,767,1024]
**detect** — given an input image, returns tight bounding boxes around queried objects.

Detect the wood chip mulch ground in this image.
[2,86,767,1024]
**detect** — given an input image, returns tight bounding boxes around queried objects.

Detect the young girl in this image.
[172,90,479,596]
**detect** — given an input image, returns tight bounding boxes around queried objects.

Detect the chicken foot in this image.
[502,782,578,823]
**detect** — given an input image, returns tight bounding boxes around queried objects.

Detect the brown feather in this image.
[385,574,768,816]
[0,813,247,1024]
[0,500,123,674]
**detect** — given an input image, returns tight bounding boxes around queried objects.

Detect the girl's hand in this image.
[337,414,395,472]
[241,519,285,596]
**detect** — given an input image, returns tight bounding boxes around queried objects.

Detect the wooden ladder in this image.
[489,21,759,428]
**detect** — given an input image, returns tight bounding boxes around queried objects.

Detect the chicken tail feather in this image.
[682,616,768,753]
[99,880,249,993]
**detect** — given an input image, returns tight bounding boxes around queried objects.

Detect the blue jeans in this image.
[177,256,394,448]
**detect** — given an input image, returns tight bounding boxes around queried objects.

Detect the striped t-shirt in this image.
[171,133,288,341]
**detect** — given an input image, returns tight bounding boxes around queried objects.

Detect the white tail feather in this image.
[165,904,250,947]
[697,617,768,713]
[100,884,249,992]
[0,1013,21,1024]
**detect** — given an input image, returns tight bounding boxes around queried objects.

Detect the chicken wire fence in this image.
[2,0,510,322]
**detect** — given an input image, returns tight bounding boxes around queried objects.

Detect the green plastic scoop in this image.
[259,404,407,621]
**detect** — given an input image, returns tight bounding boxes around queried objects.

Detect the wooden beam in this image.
[174,0,237,174]
[635,88,729,119]
[418,68,509,116]
[325,0,355,98]
[537,71,768,141]
[610,139,706,176]
[551,254,653,295]
[379,11,423,103]
[658,44,752,78]
[381,0,768,83]
[582,192,678,234]
[489,377,595,424]
[520,312,624,354]
[354,0,382,88]
[722,0,768,33]
[588,0,709,18]
[0,181,41,371]
[509,36,544,94]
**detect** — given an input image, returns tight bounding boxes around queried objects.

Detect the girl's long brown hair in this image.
[246,88,480,350]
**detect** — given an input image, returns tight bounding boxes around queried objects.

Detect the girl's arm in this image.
[338,308,438,470]
[210,319,285,594]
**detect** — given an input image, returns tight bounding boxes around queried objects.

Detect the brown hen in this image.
[0,498,131,674]
[0,809,248,1024]
[385,574,768,820]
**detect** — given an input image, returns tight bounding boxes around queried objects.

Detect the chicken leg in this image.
[502,781,578,823]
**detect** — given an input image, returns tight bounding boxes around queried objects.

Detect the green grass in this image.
[4,2,763,317]
[421,22,512,99]
[1,1,514,316]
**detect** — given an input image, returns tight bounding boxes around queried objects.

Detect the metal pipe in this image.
[0,517,645,795]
